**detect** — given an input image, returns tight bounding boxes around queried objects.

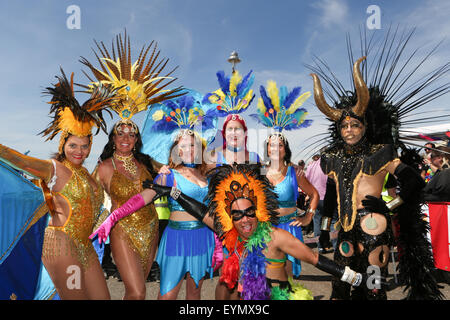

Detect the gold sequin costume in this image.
[42,160,104,271]
[109,159,158,271]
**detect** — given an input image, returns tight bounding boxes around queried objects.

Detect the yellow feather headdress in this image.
[40,68,119,153]
[79,30,185,133]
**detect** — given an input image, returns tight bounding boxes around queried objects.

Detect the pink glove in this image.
[89,194,146,244]
[212,233,224,272]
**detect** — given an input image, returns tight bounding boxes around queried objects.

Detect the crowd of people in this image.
[1,29,450,301]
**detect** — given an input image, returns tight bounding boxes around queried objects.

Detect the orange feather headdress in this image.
[206,164,279,252]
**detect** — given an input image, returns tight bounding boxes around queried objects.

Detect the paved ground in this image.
[106,247,450,300]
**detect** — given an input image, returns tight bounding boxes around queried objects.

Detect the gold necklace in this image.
[113,152,137,176]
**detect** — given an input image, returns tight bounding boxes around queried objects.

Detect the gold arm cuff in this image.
[386,196,404,211]
[321,216,332,231]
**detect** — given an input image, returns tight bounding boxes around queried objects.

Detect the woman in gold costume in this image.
[0,69,117,299]
[81,31,183,300]
[94,122,162,299]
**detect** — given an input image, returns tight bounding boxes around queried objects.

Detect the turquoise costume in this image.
[271,165,304,276]
[155,169,214,296]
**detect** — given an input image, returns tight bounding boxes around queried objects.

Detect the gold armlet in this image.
[320,216,332,231]
[386,197,404,211]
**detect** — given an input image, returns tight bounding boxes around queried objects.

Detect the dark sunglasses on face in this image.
[230,206,257,221]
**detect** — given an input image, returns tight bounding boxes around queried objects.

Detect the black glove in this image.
[316,255,387,288]
[142,179,171,201]
[319,231,331,250]
[361,195,390,214]
[143,179,208,222]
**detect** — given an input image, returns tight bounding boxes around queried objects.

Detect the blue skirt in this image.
[156,220,214,296]
[275,211,304,277]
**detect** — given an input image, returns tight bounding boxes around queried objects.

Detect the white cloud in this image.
[311,0,349,29]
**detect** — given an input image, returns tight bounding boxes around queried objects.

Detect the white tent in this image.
[401,123,450,147]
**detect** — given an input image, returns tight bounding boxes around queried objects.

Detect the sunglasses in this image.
[230,206,257,221]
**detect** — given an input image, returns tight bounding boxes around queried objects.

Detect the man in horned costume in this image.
[310,52,444,300]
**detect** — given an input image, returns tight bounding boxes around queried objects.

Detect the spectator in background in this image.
[305,154,334,253]
[297,160,305,170]
[296,159,307,211]
[424,143,435,157]
[423,146,450,202]
[421,142,436,182]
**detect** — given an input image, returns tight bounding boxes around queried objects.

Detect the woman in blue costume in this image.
[152,130,214,299]
[251,81,319,278]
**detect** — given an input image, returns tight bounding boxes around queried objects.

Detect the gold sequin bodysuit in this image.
[42,160,104,270]
[110,160,158,272]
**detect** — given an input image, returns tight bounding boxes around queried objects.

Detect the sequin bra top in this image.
[168,169,209,212]
[272,166,298,208]
[51,160,104,243]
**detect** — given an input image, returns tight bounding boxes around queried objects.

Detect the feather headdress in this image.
[206,164,278,292]
[305,27,450,154]
[141,89,218,164]
[40,68,118,153]
[203,70,255,118]
[206,164,278,246]
[150,91,217,141]
[250,81,312,133]
[79,30,184,133]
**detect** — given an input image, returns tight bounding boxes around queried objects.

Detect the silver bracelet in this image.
[170,187,181,200]
[296,209,307,218]
[341,266,361,286]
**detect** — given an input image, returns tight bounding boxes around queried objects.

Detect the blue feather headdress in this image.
[250,81,313,133]
[151,92,216,136]
[141,89,218,164]
[203,70,255,118]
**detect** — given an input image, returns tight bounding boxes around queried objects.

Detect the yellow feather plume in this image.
[267,81,280,112]
[58,107,96,137]
[257,97,266,114]
[152,109,165,121]
[229,71,242,97]
[285,91,311,115]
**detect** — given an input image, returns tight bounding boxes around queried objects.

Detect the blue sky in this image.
[1,0,449,171]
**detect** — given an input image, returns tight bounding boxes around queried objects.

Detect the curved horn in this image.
[310,73,343,121]
[351,56,370,117]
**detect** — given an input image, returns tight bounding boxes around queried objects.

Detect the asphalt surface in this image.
[106,245,450,300]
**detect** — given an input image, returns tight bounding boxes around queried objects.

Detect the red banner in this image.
[426,202,450,271]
